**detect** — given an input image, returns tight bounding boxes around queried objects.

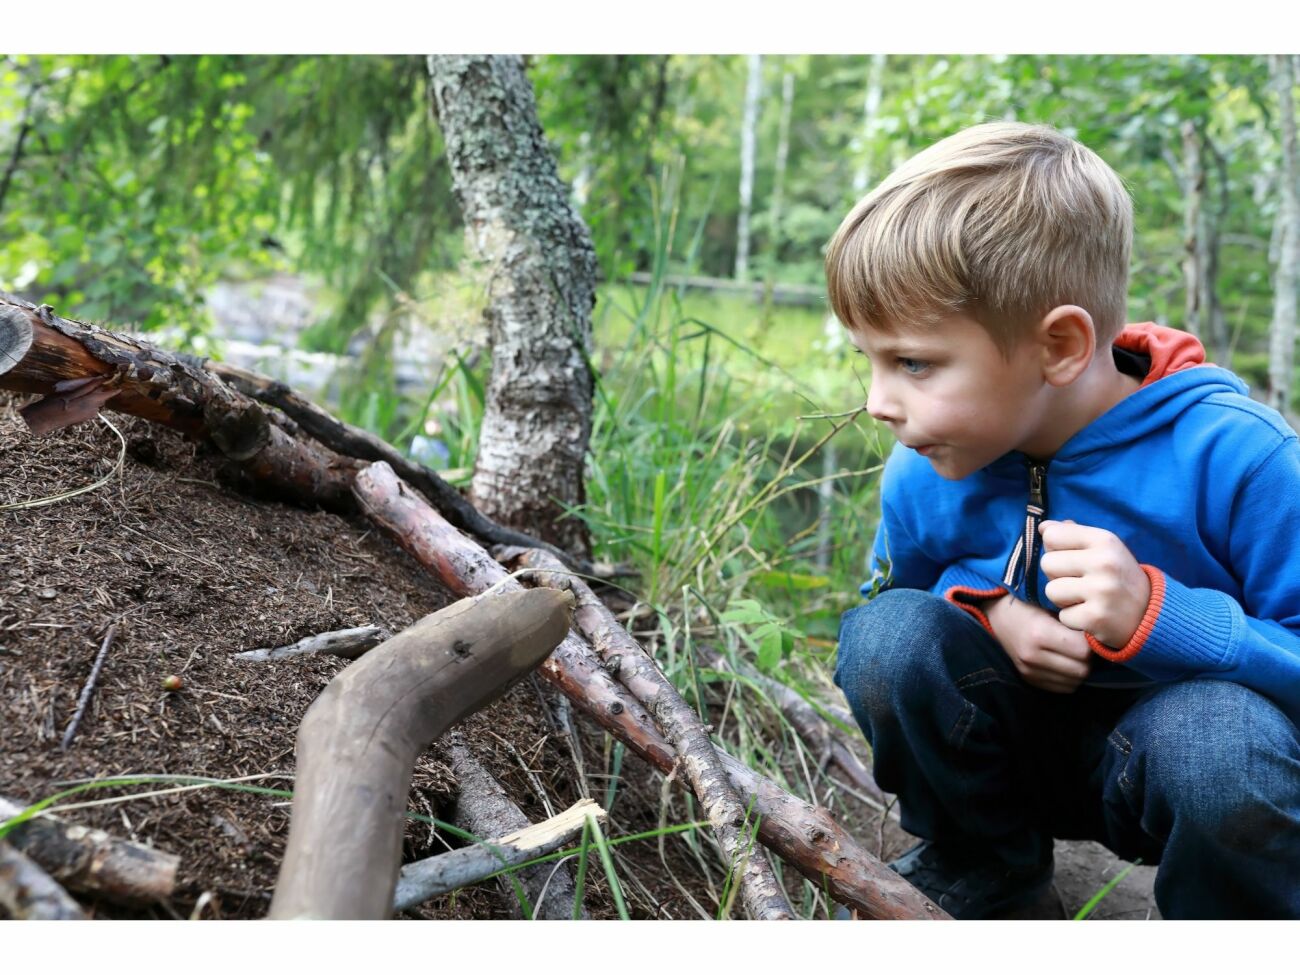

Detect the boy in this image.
[826,121,1300,919]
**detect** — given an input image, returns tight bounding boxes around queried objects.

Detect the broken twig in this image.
[61,623,118,751]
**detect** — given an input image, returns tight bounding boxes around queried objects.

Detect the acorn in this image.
[161,674,183,692]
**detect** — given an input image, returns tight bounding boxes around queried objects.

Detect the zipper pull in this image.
[1023,462,1048,605]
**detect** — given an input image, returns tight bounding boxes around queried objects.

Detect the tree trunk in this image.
[1269,54,1300,416]
[735,54,763,282]
[427,55,597,559]
[852,53,888,196]
[269,588,573,919]
[760,68,796,328]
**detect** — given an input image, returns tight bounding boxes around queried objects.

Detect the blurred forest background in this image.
[3,51,1298,683]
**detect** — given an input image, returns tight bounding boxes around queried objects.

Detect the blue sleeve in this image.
[861,497,944,596]
[1116,439,1300,722]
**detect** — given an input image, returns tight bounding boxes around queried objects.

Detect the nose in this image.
[866,377,902,426]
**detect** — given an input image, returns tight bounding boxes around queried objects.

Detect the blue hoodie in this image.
[864,322,1300,722]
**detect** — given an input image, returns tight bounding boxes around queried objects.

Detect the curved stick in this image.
[269,587,573,920]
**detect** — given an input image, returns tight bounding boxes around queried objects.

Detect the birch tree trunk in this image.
[852,53,887,197]
[1269,54,1300,416]
[760,67,795,326]
[734,55,763,282]
[427,55,597,558]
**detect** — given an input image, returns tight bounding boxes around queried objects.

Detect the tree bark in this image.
[393,797,603,913]
[0,842,85,920]
[852,54,888,197]
[760,67,796,329]
[0,294,361,511]
[269,587,573,919]
[510,548,793,919]
[427,55,597,559]
[351,461,946,919]
[1269,54,1300,416]
[445,735,587,919]
[0,795,179,905]
[735,55,763,282]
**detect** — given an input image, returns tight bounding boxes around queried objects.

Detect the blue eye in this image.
[898,357,929,375]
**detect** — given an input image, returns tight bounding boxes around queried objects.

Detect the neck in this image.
[1019,346,1140,460]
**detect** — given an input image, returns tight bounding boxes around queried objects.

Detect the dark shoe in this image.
[889,840,1054,919]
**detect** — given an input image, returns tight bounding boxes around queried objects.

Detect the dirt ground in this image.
[0,392,1156,920]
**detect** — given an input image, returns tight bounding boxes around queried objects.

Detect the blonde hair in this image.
[825,121,1133,356]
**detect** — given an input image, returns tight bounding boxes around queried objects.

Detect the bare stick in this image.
[442,735,587,919]
[700,647,885,806]
[513,549,793,920]
[269,587,573,920]
[352,461,946,919]
[233,625,392,662]
[61,623,118,751]
[0,795,179,905]
[0,841,86,920]
[393,797,603,912]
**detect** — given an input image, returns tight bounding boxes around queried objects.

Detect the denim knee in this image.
[1119,679,1300,837]
[835,588,957,719]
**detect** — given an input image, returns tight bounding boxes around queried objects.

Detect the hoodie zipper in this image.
[1002,461,1048,605]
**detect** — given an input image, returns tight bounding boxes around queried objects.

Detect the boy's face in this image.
[850,313,1049,480]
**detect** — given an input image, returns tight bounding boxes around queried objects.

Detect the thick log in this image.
[0,293,360,511]
[444,736,587,919]
[352,461,946,919]
[233,625,392,662]
[0,795,179,905]
[393,797,603,913]
[512,549,793,920]
[0,842,86,920]
[269,587,573,920]
[0,305,33,377]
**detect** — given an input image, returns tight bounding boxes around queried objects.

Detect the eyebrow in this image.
[856,340,939,357]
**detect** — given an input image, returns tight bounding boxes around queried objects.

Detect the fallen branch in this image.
[0,795,178,905]
[0,293,360,511]
[0,293,600,575]
[352,461,945,920]
[61,623,118,751]
[0,841,85,920]
[511,548,793,920]
[269,587,573,920]
[209,359,602,579]
[233,625,392,662]
[441,735,587,919]
[700,646,885,808]
[393,797,604,913]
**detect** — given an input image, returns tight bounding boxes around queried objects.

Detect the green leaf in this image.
[753,570,831,590]
[757,626,783,671]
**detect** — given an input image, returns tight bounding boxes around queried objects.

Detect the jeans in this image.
[834,587,1300,919]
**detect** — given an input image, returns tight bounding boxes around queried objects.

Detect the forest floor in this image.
[0,393,1157,920]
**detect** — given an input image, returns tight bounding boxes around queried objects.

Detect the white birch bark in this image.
[735,55,763,282]
[427,55,597,557]
[852,53,887,197]
[1269,54,1300,416]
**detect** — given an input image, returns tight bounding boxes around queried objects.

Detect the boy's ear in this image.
[1035,305,1095,386]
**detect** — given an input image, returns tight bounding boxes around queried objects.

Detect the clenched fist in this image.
[1039,520,1151,650]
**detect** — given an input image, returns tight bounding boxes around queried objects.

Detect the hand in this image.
[985,593,1093,694]
[1039,520,1151,649]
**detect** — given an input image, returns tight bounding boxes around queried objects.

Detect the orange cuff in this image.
[1085,564,1166,663]
[944,586,1007,638]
